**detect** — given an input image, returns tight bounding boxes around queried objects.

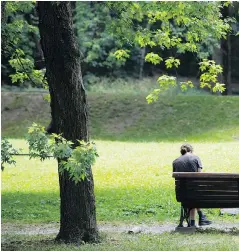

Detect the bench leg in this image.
[185,207,191,227]
[177,206,184,227]
[177,206,191,227]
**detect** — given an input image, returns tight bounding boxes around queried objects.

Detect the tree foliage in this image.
[27,123,99,183]
[1,1,45,87]
[9,48,47,87]
[2,1,238,91]
[107,1,234,100]
[2,1,36,56]
[74,2,136,75]
[1,139,19,171]
[2,123,98,184]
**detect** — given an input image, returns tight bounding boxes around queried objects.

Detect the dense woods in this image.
[1,1,239,94]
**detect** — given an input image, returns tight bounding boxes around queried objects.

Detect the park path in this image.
[2,221,239,236]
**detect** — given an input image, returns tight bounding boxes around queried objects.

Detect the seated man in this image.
[173,143,212,227]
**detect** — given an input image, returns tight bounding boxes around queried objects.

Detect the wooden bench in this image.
[172,172,239,228]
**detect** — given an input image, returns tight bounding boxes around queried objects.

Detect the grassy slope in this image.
[89,94,239,142]
[2,92,239,142]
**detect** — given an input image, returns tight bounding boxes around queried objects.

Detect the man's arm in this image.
[197,156,203,172]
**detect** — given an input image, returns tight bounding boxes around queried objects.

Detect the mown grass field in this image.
[2,88,239,251]
[2,140,239,224]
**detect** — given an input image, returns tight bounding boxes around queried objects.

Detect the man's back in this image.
[173,153,202,172]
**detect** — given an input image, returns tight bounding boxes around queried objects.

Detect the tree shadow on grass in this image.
[1,237,56,251]
[2,185,179,224]
[1,192,60,223]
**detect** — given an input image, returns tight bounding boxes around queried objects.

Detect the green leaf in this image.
[1,139,20,170]
[165,57,180,69]
[113,49,130,60]
[145,53,163,65]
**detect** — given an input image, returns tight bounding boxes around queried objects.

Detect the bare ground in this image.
[2,221,239,237]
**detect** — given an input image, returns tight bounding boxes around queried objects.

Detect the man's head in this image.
[180,143,193,155]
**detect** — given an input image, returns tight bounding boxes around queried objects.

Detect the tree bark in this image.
[1,1,7,55]
[139,46,146,79]
[221,4,233,95]
[38,2,98,243]
[24,8,45,70]
[138,23,151,79]
[226,32,232,95]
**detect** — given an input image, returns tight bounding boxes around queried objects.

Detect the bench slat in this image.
[181,200,239,208]
[177,195,239,200]
[176,184,238,190]
[173,172,239,179]
[177,190,239,199]
[176,180,238,185]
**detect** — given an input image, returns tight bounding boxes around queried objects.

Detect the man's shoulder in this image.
[173,155,186,163]
[173,156,180,163]
[190,154,201,160]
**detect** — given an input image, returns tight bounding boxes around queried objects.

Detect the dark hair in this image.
[180,143,193,155]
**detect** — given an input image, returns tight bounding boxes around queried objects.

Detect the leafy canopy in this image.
[2,1,46,88]
[107,1,233,101]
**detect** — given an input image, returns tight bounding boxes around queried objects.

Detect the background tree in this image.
[2,1,238,94]
[1,2,43,87]
[38,2,98,243]
[107,1,234,98]
[74,1,143,80]
[221,2,239,95]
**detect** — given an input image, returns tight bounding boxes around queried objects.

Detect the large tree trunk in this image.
[38,2,98,243]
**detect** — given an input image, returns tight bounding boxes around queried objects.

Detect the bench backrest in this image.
[172,172,239,208]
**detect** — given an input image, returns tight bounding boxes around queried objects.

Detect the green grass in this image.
[2,140,239,224]
[2,91,239,142]
[2,230,239,251]
[89,94,239,142]
[87,76,204,95]
[2,87,239,250]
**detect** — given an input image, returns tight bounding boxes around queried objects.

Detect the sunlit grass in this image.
[2,230,239,251]
[2,140,239,224]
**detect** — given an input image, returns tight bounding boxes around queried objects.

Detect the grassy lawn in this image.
[2,230,239,251]
[2,91,239,250]
[2,140,239,224]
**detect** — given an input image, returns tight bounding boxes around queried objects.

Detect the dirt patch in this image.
[2,222,239,237]
[1,92,51,128]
